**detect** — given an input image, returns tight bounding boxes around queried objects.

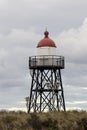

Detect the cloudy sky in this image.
[0,0,87,111]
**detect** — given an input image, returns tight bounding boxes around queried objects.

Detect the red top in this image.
[37,31,56,48]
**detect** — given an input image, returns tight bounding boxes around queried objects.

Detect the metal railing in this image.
[29,55,64,69]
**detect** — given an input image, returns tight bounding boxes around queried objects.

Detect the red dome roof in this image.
[37,31,56,48]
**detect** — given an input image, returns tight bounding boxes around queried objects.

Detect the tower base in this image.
[28,68,65,113]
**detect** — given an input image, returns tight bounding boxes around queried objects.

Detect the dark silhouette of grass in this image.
[0,110,87,130]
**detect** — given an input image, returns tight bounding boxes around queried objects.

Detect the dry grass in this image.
[0,110,87,130]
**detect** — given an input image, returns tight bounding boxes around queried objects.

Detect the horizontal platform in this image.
[29,55,65,69]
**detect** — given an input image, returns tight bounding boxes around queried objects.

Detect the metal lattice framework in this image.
[28,55,65,112]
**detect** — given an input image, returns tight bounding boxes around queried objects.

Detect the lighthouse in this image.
[28,30,65,112]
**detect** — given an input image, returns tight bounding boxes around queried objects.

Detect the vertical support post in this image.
[34,69,38,112]
[28,69,35,113]
[54,69,59,111]
[59,69,66,111]
[40,70,43,112]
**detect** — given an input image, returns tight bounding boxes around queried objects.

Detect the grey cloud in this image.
[55,19,87,87]
[57,19,87,62]
[64,85,87,110]
[0,0,87,34]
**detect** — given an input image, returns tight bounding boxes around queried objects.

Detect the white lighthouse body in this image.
[37,31,56,56]
[37,47,56,56]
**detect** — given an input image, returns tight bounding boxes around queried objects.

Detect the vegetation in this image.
[0,110,87,130]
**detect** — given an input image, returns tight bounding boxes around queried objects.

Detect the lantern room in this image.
[37,30,56,56]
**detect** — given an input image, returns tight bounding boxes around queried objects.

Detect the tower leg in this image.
[58,69,66,111]
[28,69,35,113]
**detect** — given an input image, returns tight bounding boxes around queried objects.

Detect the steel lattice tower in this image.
[28,31,65,112]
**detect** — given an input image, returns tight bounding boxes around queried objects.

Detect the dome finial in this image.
[44,28,49,38]
[37,30,56,48]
